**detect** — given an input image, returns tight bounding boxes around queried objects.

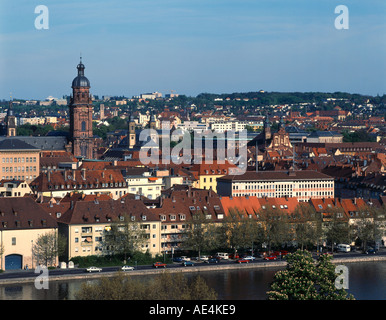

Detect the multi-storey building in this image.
[151,185,225,253]
[0,139,40,183]
[30,168,129,199]
[56,197,162,260]
[217,170,334,202]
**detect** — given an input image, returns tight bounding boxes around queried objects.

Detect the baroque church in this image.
[2,58,97,159]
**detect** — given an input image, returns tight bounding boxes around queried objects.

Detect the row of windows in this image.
[1,157,37,163]
[233,182,334,190]
[2,175,36,180]
[2,166,37,173]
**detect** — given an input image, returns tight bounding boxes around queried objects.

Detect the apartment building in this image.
[57,197,162,261]
[151,185,225,253]
[0,139,40,183]
[30,168,129,199]
[217,170,334,202]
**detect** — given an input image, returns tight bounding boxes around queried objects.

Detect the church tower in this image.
[6,99,16,137]
[69,58,94,159]
[128,114,136,148]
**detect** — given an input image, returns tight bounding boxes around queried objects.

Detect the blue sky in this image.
[0,0,385,100]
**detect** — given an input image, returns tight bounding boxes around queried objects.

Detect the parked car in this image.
[264,255,277,261]
[121,265,134,271]
[182,261,195,267]
[229,253,240,259]
[243,256,256,261]
[153,262,166,268]
[181,256,190,261]
[337,244,351,253]
[199,255,209,261]
[365,247,376,254]
[86,266,102,272]
[205,258,219,264]
[173,257,183,262]
[216,252,230,260]
[236,258,249,263]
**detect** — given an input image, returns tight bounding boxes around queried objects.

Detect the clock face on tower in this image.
[69,58,94,159]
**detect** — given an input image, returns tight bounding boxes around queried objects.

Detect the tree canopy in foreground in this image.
[267,250,355,300]
[75,271,217,300]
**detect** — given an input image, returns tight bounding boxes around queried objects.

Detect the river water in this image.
[0,261,384,300]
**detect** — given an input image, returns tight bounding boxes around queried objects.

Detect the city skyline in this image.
[0,0,385,100]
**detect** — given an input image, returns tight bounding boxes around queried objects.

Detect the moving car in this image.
[182,261,195,267]
[86,266,102,272]
[121,265,134,271]
[153,262,166,268]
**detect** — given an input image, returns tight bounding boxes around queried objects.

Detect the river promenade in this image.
[0,251,385,285]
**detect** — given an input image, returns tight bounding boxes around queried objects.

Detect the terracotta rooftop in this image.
[0,197,58,230]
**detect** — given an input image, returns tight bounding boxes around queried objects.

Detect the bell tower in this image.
[6,99,16,137]
[69,57,94,159]
[128,114,136,148]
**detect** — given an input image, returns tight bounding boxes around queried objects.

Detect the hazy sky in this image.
[0,0,385,100]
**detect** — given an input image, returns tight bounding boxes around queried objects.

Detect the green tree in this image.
[33,231,65,267]
[258,206,292,251]
[267,250,354,300]
[102,214,147,262]
[293,203,323,251]
[75,271,217,300]
[352,205,386,252]
[323,207,350,252]
[217,208,263,254]
[182,212,218,259]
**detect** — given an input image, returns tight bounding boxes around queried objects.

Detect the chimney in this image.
[102,171,105,178]
[81,168,86,180]
[47,171,51,183]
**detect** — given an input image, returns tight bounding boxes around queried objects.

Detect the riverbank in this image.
[0,254,385,285]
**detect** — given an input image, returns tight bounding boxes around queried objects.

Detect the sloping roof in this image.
[58,197,157,225]
[0,197,58,230]
[0,136,67,151]
[0,138,39,150]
